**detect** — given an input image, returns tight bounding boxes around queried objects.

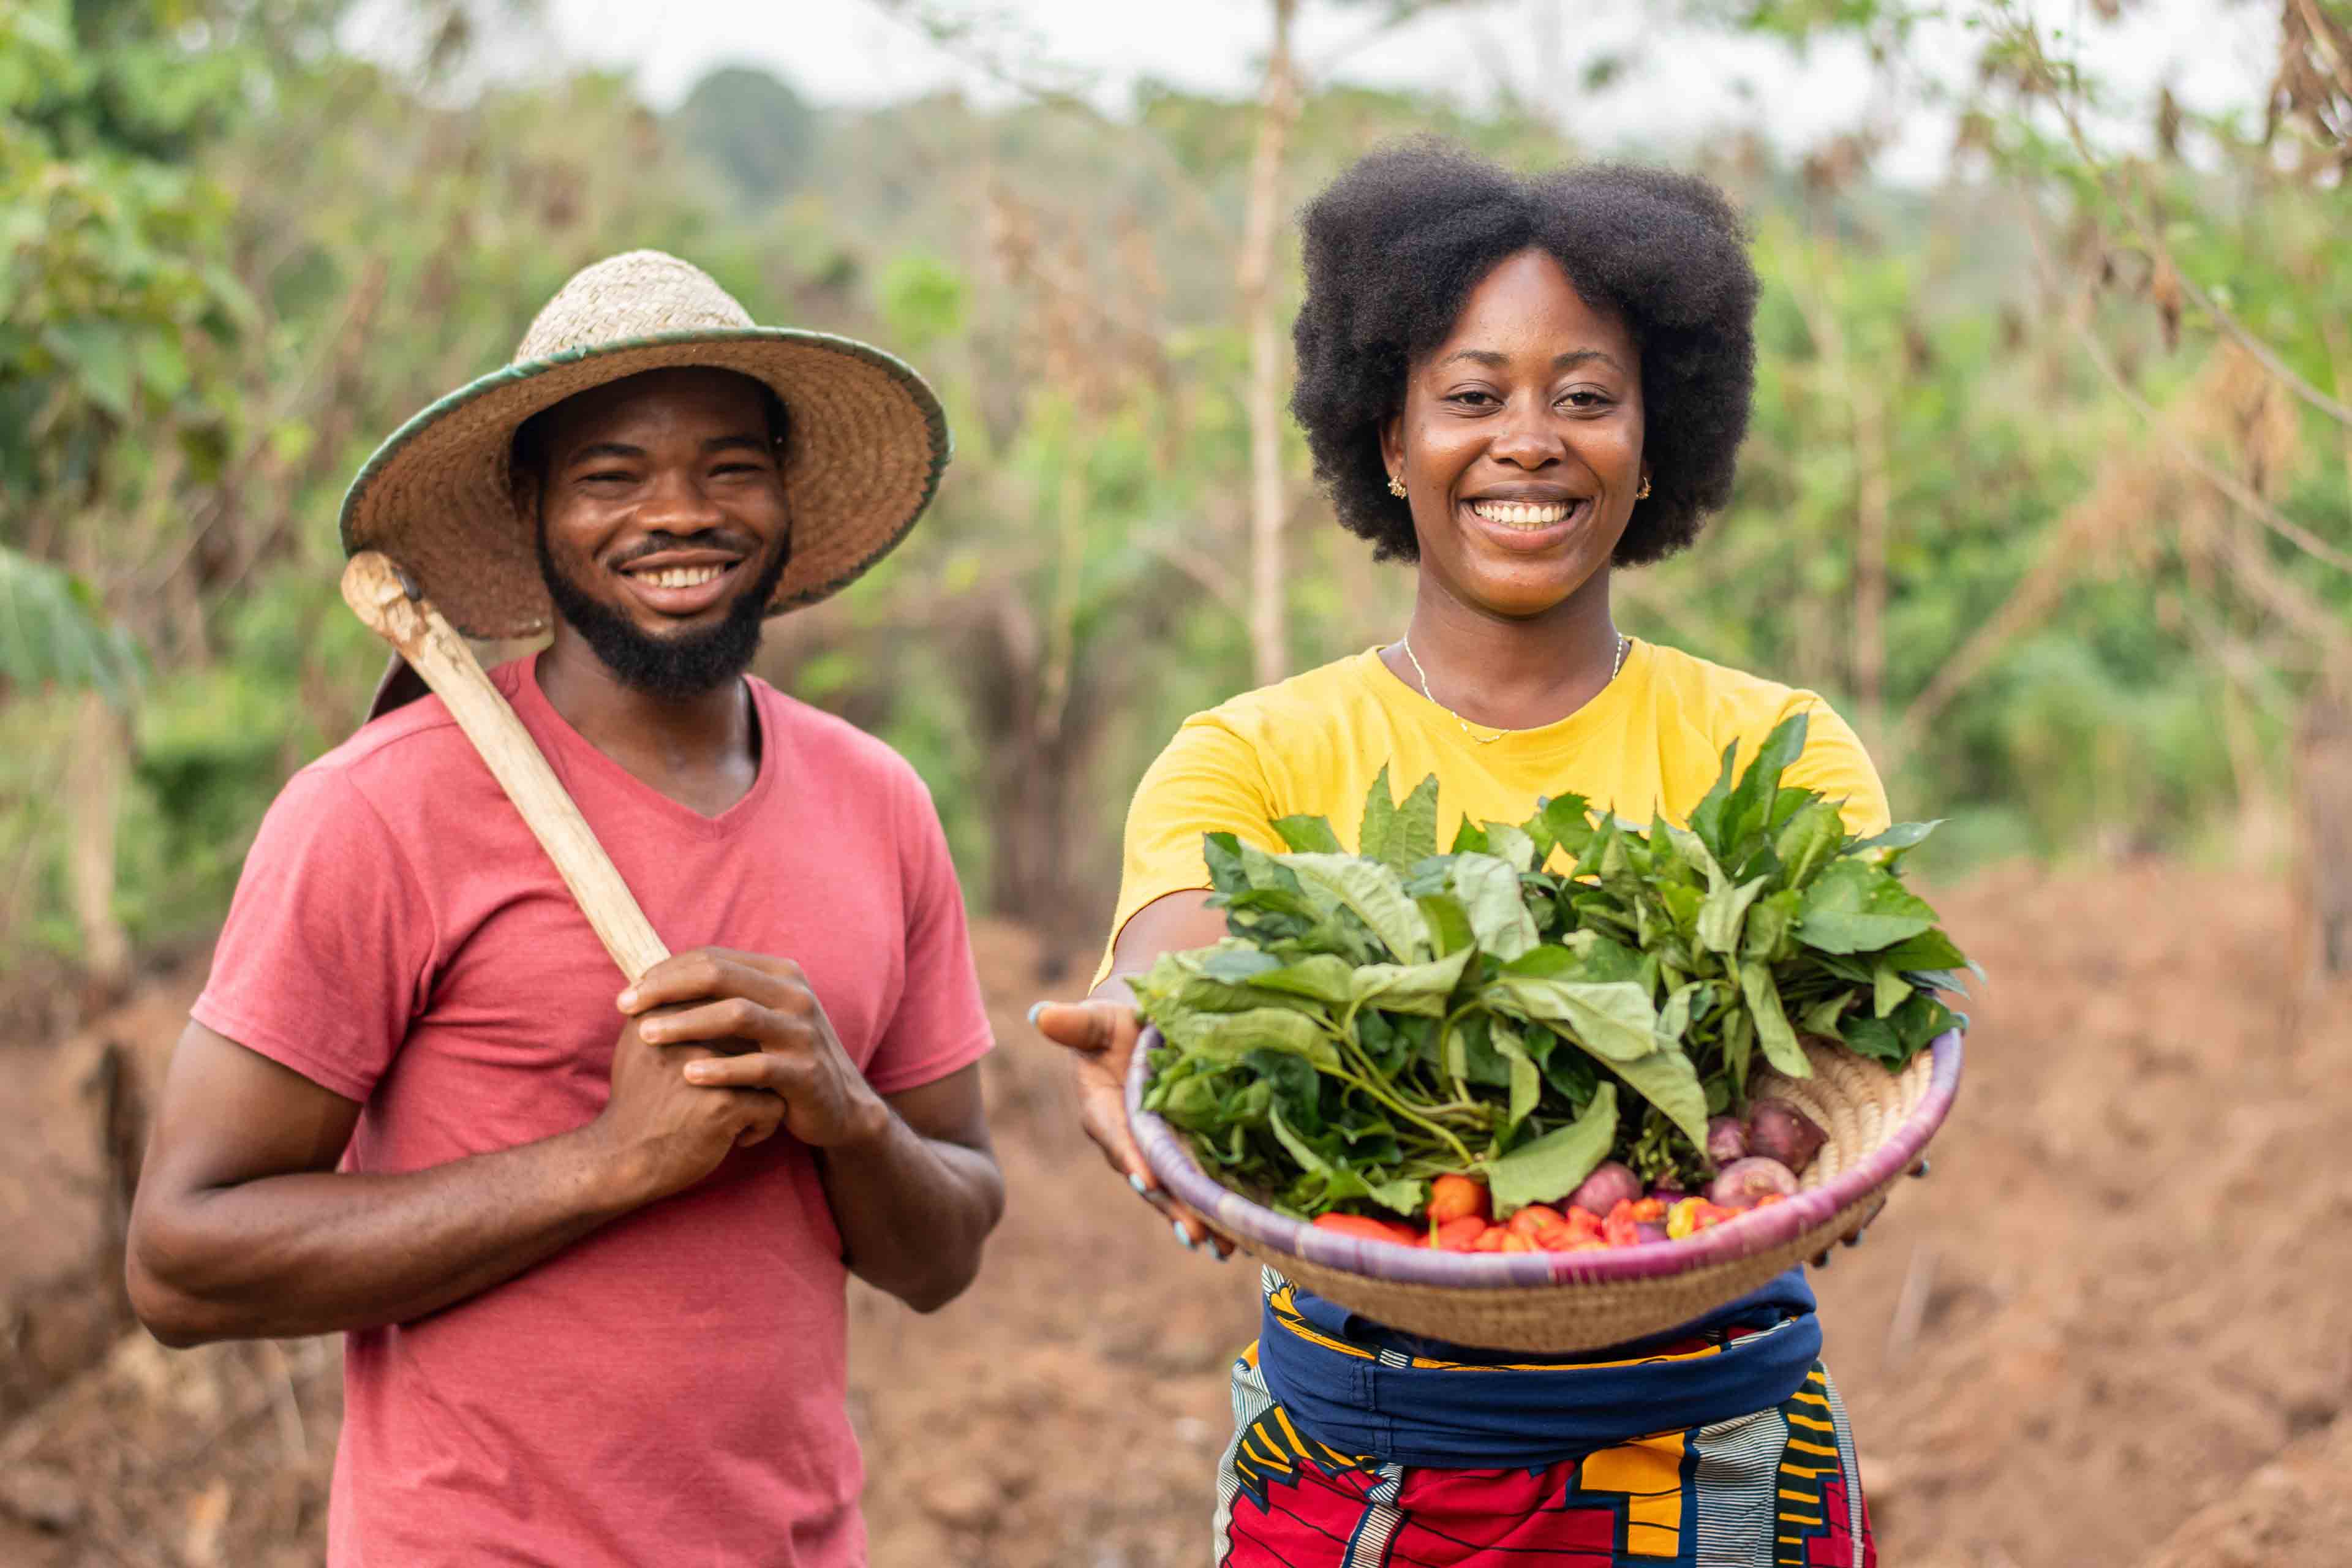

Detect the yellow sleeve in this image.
[1777,693,1892,837]
[1092,715,1284,987]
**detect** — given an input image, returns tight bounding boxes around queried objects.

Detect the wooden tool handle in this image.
[340,551,671,984]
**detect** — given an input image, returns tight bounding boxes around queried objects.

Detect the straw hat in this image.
[339,250,951,639]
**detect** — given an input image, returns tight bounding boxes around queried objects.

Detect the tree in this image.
[671,66,819,206]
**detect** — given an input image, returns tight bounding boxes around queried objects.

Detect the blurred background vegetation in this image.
[4,0,2349,989]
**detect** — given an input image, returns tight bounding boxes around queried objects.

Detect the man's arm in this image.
[816,1065,1000,1312]
[619,948,1004,1314]
[126,1015,783,1347]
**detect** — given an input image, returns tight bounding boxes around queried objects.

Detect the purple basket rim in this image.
[1128,1023,1964,1289]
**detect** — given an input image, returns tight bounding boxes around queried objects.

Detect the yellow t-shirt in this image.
[1098,640,1890,985]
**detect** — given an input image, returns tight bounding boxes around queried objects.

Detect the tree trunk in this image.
[1238,0,1299,691]
[2291,674,2352,984]
[66,691,131,992]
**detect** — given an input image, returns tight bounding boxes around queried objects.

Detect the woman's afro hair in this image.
[1289,139,1758,566]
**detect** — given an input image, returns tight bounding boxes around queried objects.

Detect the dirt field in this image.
[2,861,2347,1566]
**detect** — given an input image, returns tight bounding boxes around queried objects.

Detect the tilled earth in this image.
[2,863,2346,1566]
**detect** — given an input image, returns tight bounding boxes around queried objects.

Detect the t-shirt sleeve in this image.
[189,767,439,1103]
[1093,715,1283,987]
[1777,693,1893,838]
[862,771,995,1098]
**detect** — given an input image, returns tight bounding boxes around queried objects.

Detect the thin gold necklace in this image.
[1399,631,1630,745]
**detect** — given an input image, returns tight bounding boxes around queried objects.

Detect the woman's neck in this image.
[1386,568,1623,733]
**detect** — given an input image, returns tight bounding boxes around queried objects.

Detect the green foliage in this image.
[670,66,818,205]
[0,546,143,703]
[7,0,2342,974]
[1137,718,1970,1219]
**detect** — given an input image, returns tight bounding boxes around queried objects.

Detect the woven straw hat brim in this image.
[339,328,951,640]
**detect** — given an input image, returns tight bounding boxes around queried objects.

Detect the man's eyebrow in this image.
[563,440,646,467]
[703,434,775,456]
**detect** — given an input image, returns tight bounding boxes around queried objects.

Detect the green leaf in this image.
[1523,793,1594,865]
[1348,947,1473,1017]
[1482,821,1537,873]
[1415,892,1475,957]
[1696,873,1770,957]
[1363,1175,1428,1218]
[1359,767,1441,873]
[1273,815,1344,854]
[1773,797,1845,891]
[1796,859,1940,954]
[1248,954,1358,1007]
[1722,1007,1754,1095]
[48,320,133,418]
[1877,927,1968,972]
[1487,975,1659,1062]
[1488,1019,1544,1130]
[1872,960,1913,1019]
[1851,820,1943,856]
[1738,960,1812,1078]
[1724,712,1810,851]
[1655,979,1703,1053]
[1742,888,1801,962]
[1280,853,1430,962]
[1449,818,1490,854]
[1686,741,1741,859]
[1605,1049,1711,1148]
[1663,820,1725,888]
[1450,853,1539,960]
[1165,1008,1340,1069]
[1485,1083,1618,1216]
[1799,990,1855,1035]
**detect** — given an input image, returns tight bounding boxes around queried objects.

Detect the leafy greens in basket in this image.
[1134,713,1973,1222]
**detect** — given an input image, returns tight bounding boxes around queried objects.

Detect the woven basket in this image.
[1129,1028,1963,1354]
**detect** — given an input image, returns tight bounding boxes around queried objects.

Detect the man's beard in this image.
[536,530,791,701]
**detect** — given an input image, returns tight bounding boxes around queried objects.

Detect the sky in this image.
[351,0,2285,185]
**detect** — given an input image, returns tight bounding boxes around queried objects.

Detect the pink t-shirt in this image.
[192,658,993,1567]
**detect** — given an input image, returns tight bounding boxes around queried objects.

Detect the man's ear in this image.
[510,464,541,530]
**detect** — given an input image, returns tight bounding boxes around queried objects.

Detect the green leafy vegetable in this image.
[1135,715,1975,1220]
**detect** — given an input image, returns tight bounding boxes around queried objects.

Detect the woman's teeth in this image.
[1469,500,1572,527]
[635,564,727,589]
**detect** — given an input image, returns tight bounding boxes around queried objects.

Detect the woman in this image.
[1035,141,1885,1566]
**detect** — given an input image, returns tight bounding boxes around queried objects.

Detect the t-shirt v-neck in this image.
[511,654,777,840]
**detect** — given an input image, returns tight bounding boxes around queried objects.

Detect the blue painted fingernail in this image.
[1171,1219,1195,1250]
[1027,1002,1046,1028]
[1129,1174,1148,1195]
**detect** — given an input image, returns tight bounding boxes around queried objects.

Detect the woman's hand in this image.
[1030,997,1231,1258]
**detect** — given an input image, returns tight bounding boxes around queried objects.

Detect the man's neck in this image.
[533,635,760,817]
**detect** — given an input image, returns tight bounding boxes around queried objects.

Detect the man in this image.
[126,251,1000,1566]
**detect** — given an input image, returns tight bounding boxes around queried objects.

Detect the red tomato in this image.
[1602,1212,1641,1247]
[1312,1213,1420,1246]
[1471,1224,1512,1252]
[1506,1204,1567,1240]
[1428,1174,1491,1225]
[1431,1215,1488,1252]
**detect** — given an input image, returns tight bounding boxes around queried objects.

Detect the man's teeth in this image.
[636,565,728,589]
[1469,500,1572,527]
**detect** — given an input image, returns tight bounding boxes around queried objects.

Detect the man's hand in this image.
[615,948,890,1152]
[583,1008,787,1206]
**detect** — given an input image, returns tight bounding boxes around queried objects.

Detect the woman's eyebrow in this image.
[1434,347,1626,372]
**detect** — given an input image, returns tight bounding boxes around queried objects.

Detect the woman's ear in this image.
[1378,413,1404,484]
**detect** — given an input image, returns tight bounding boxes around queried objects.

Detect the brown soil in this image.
[2,863,2345,1566]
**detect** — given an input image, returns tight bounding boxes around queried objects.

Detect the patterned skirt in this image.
[1213,1349,1876,1567]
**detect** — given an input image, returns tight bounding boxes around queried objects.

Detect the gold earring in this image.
[1636,477,1652,500]
[1388,473,1408,499]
